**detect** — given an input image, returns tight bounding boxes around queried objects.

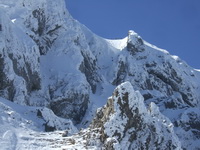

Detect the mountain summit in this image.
[0,0,200,149]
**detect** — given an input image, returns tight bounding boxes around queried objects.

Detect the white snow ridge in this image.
[0,0,200,149]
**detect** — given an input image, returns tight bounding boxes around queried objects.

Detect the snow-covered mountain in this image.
[0,0,200,149]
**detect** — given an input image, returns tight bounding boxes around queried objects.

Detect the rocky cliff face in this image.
[0,0,200,149]
[91,82,181,149]
[0,0,92,124]
[0,9,41,105]
[111,30,200,109]
[1,0,69,55]
[23,0,69,55]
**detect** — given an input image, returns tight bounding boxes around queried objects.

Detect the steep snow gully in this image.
[0,0,200,149]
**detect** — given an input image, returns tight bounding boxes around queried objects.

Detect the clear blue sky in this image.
[65,0,200,69]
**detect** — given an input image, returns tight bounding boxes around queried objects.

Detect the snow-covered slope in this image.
[0,0,200,149]
[0,97,77,150]
[0,8,41,105]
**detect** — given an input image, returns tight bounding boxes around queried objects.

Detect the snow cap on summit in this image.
[128,30,137,35]
[128,30,141,42]
[127,30,144,54]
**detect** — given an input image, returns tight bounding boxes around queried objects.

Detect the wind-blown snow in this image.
[106,37,128,50]
[195,69,200,72]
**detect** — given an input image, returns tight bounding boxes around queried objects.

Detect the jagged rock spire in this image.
[91,82,182,149]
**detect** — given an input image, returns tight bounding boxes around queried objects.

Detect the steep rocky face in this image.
[39,28,95,123]
[0,0,200,149]
[127,30,145,55]
[0,0,92,123]
[111,33,200,109]
[50,91,89,124]
[0,10,41,105]
[1,0,70,55]
[79,50,101,94]
[112,55,128,85]
[91,82,181,149]
[174,108,200,149]
[23,0,69,55]
[109,34,200,149]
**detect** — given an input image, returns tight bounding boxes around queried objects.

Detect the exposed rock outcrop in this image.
[50,92,89,124]
[127,30,145,55]
[175,108,200,149]
[0,1,200,149]
[37,108,78,133]
[21,0,69,55]
[79,50,101,94]
[91,82,182,149]
[112,55,128,86]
